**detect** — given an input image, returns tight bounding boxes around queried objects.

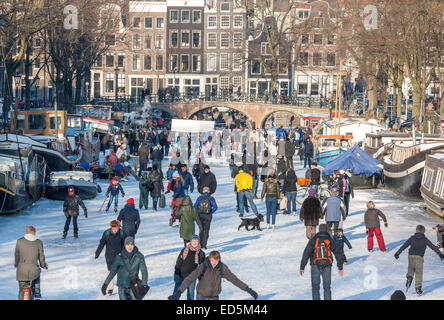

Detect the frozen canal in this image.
[1,158,443,300]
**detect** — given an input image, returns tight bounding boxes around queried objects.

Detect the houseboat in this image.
[420,152,444,219]
[45,171,98,200]
[71,105,115,134]
[315,135,354,166]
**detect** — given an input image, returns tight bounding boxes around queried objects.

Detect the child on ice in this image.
[333,228,352,264]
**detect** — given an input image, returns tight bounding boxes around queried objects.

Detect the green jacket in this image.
[139,175,149,197]
[104,246,148,288]
[175,196,203,241]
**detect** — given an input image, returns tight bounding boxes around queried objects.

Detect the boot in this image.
[153,201,157,211]
[416,287,422,296]
[74,232,78,239]
[62,231,67,239]
[114,206,117,213]
[108,290,113,296]
[266,224,270,230]
[169,217,173,226]
[272,224,275,230]
[406,276,413,292]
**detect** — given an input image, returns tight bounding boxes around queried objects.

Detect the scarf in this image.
[182,243,201,264]
[24,233,37,241]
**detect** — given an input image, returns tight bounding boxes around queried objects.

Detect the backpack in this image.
[313,237,333,267]
[197,196,212,214]
[145,180,154,192]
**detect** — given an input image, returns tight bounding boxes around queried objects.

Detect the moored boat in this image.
[420,152,444,219]
[45,171,98,200]
[315,135,353,166]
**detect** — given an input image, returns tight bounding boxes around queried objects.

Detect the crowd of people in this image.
[12,124,444,301]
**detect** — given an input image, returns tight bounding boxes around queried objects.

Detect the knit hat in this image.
[67,186,75,194]
[127,198,135,204]
[190,234,200,242]
[204,165,210,170]
[172,171,180,178]
[110,220,120,228]
[124,236,134,246]
[308,188,316,196]
[112,177,118,182]
[111,150,115,154]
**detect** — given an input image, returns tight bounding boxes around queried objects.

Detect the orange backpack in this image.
[313,237,333,267]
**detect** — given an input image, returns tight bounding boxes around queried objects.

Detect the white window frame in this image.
[233,53,242,71]
[144,17,153,29]
[207,53,217,71]
[132,54,140,70]
[233,32,243,48]
[434,169,443,195]
[220,32,230,49]
[132,34,141,50]
[192,30,201,49]
[143,54,152,71]
[170,10,179,23]
[220,76,229,89]
[181,30,190,48]
[181,10,190,23]
[207,33,217,49]
[221,15,230,28]
[133,16,141,29]
[192,10,202,23]
[169,54,179,72]
[192,54,201,72]
[220,53,229,71]
[251,61,261,75]
[180,54,189,72]
[233,15,243,28]
[207,16,217,28]
[170,30,179,48]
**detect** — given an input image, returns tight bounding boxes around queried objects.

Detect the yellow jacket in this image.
[235,170,253,192]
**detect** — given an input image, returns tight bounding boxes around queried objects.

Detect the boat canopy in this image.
[323,145,382,177]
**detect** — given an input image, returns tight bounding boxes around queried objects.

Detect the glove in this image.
[101,284,107,296]
[394,253,399,260]
[42,265,48,270]
[168,291,182,300]
[384,222,388,228]
[246,288,258,300]
[122,194,125,198]
[366,229,369,235]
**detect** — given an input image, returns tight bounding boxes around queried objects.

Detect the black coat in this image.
[306,168,321,185]
[117,203,141,238]
[148,170,164,198]
[283,170,298,193]
[95,228,126,270]
[150,149,164,162]
[175,247,206,278]
[197,171,217,194]
[395,232,443,258]
[304,141,314,157]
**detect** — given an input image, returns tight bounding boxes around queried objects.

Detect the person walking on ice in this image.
[364,201,387,252]
[63,186,87,239]
[394,225,444,296]
[105,177,125,213]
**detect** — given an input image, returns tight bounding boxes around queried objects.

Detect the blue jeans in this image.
[173,273,197,300]
[106,195,118,211]
[343,192,351,216]
[265,196,277,225]
[286,191,297,213]
[252,177,259,197]
[197,293,219,300]
[118,287,136,300]
[238,191,258,215]
[311,265,332,300]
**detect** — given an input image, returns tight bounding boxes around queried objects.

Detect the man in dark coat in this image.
[299,224,344,300]
[285,138,295,169]
[304,137,314,169]
[63,186,87,239]
[306,162,322,196]
[283,168,298,215]
[148,164,164,211]
[180,164,194,196]
[300,189,323,239]
[197,165,217,195]
[159,127,170,156]
[150,145,164,179]
[172,235,206,300]
[95,220,126,295]
[169,251,258,300]
[194,187,218,249]
[117,198,141,238]
[15,226,47,300]
[102,237,149,300]
[138,143,149,177]
[395,225,444,296]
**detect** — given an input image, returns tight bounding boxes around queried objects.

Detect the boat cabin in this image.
[10,110,67,136]
[73,105,112,121]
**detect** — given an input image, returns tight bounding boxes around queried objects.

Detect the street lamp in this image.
[85,81,89,103]
[13,73,21,131]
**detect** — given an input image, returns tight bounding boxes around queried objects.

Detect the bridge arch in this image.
[261,110,301,129]
[186,103,250,121]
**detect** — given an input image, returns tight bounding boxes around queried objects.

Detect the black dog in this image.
[238,213,264,231]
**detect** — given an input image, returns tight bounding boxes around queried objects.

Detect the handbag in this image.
[120,255,149,300]
[159,193,166,208]
[279,196,288,210]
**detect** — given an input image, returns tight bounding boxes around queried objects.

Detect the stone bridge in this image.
[149,101,329,128]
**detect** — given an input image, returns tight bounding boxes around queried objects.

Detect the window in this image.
[299,52,308,66]
[155,34,164,49]
[181,55,189,72]
[313,52,322,66]
[156,17,164,28]
[156,55,163,71]
[193,10,201,23]
[169,54,178,72]
[232,76,242,88]
[441,55,444,64]
[170,30,178,48]
[106,53,114,67]
[132,54,140,70]
[220,33,229,48]
[252,61,261,74]
[233,53,242,71]
[144,34,152,49]
[117,53,125,68]
[221,2,230,11]
[301,34,309,45]
[144,55,152,70]
[434,170,443,195]
[181,30,190,48]
[220,53,229,71]
[133,34,141,50]
[170,10,179,23]
[327,52,336,66]
[34,38,41,48]
[298,83,308,95]
[261,42,271,55]
[192,55,201,72]
[208,33,217,48]
[192,31,201,48]
[264,59,272,74]
[133,17,141,28]
[28,114,47,130]
[49,115,61,130]
[220,76,229,89]
[34,58,40,69]
[117,74,125,94]
[313,17,323,28]
[208,16,217,28]
[233,33,243,48]
[234,15,243,28]
[105,73,114,93]
[207,53,217,71]
[327,34,336,45]
[95,55,102,67]
[221,16,230,28]
[145,17,152,28]
[298,10,309,19]
[311,77,319,95]
[105,34,116,46]
[423,168,433,190]
[278,59,288,74]
[314,34,323,45]
[181,10,190,23]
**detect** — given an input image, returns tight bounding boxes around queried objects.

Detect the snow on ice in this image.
[1,158,443,300]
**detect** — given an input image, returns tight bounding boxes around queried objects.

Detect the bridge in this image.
[148,101,330,128]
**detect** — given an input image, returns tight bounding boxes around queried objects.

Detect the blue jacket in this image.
[106,183,125,197]
[333,234,352,251]
[323,195,345,222]
[168,169,178,181]
[173,180,186,198]
[180,170,194,192]
[276,128,287,140]
[194,193,218,215]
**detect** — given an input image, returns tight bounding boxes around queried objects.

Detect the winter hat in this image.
[172,171,180,178]
[390,290,406,300]
[127,198,135,204]
[112,177,118,182]
[111,150,116,154]
[124,236,134,246]
[67,186,75,194]
[190,234,200,242]
[308,188,316,196]
[110,220,120,228]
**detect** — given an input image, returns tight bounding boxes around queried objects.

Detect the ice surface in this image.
[1,157,443,300]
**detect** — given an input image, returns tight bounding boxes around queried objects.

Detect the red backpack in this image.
[313,237,333,267]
